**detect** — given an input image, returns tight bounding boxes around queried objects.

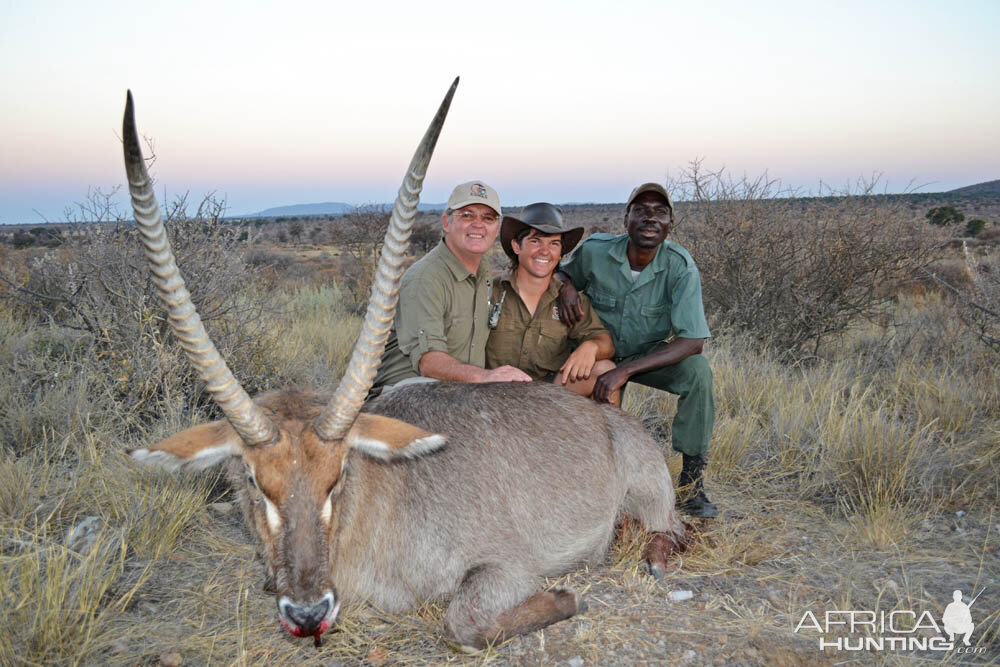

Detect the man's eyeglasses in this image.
[453,210,500,225]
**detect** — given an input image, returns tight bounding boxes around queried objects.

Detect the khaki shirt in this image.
[373,241,493,388]
[560,234,711,361]
[485,273,610,381]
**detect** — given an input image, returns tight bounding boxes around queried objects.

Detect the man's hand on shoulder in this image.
[555,275,584,327]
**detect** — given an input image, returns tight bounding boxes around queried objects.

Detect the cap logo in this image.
[470,184,488,199]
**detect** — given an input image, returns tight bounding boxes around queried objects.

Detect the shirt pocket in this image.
[535,320,571,373]
[447,314,473,347]
[588,289,617,310]
[638,302,672,343]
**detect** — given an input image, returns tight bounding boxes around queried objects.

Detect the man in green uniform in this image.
[373,181,532,388]
[486,203,619,404]
[556,183,718,518]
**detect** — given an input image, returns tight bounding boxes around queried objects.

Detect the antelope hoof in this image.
[644,523,696,579]
[552,587,586,615]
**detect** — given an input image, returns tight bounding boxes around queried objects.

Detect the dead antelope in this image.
[124,79,688,650]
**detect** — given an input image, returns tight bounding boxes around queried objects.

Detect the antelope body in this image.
[123,80,686,650]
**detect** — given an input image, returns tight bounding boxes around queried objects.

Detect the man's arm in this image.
[395,273,529,383]
[419,351,531,383]
[592,337,705,403]
[558,332,614,384]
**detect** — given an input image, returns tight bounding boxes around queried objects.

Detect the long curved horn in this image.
[122,91,278,447]
[313,77,459,441]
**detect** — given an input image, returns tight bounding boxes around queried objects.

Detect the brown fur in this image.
[485,589,581,648]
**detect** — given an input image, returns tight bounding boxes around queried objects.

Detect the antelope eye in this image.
[247,473,259,490]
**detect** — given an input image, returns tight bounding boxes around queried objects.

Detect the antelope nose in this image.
[285,598,331,635]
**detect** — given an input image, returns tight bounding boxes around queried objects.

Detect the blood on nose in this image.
[284,598,331,636]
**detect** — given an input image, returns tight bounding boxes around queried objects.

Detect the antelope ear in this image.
[128,420,243,471]
[344,413,446,461]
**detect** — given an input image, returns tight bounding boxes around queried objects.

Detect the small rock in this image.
[956,510,966,518]
[366,647,389,666]
[568,657,584,667]
[669,590,694,602]
[65,516,103,554]
[159,651,183,667]
[208,502,234,515]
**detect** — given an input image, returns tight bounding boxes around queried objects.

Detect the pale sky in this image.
[1,0,998,224]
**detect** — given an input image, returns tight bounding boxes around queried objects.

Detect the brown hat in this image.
[626,182,675,216]
[500,202,584,259]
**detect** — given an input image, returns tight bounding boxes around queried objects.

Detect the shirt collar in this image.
[500,270,564,300]
[615,234,670,272]
[435,240,487,282]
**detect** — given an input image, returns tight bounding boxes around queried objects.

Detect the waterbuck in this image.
[124,79,688,650]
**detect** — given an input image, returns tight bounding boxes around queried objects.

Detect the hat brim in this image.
[501,217,585,260]
[448,198,502,216]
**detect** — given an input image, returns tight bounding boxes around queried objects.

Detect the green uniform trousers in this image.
[624,354,714,457]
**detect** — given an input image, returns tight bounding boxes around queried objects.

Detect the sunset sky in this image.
[1,0,997,224]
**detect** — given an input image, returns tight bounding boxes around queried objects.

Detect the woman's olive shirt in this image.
[485,272,610,381]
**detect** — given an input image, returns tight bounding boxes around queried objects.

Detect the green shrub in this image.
[926,205,964,227]
[966,218,986,237]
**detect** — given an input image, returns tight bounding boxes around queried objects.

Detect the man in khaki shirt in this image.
[486,203,619,405]
[373,181,531,388]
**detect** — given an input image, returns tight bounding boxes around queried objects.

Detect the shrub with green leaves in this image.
[966,218,986,237]
[926,204,965,227]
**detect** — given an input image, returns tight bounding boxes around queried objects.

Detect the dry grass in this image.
[267,284,362,390]
[2,254,998,663]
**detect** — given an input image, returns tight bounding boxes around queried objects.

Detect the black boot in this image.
[677,454,718,518]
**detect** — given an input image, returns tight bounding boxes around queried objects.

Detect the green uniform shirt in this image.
[373,241,493,387]
[560,234,710,360]
[485,273,610,381]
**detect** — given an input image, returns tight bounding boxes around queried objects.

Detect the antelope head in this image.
[123,80,457,639]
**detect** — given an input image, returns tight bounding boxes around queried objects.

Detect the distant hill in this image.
[251,202,447,217]
[252,202,353,217]
[947,180,1000,197]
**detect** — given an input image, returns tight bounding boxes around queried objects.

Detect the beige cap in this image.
[446,180,501,217]
[626,182,674,216]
